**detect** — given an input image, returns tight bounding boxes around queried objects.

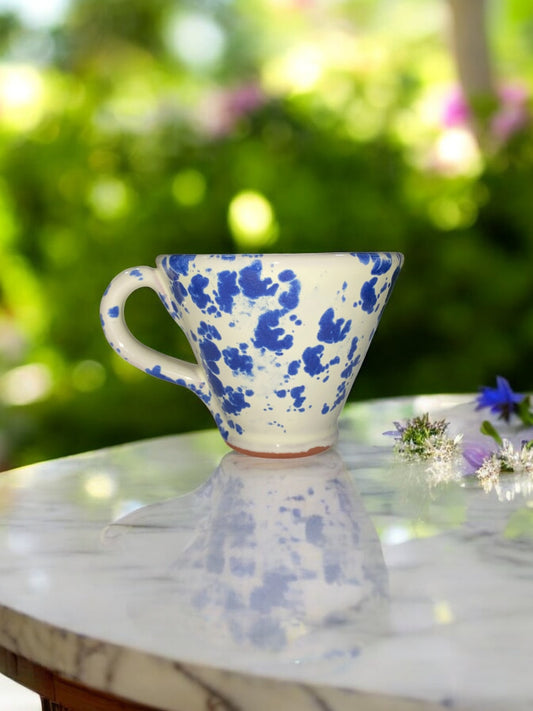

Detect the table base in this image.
[41,702,66,711]
[0,647,156,711]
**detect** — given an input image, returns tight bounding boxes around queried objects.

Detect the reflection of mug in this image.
[100,252,403,457]
[104,450,390,663]
[175,450,389,657]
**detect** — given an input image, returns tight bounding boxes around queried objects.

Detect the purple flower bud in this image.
[462,444,493,475]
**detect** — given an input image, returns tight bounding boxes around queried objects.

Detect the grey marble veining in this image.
[1,396,532,710]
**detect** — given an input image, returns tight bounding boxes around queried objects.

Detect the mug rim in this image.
[156,251,404,260]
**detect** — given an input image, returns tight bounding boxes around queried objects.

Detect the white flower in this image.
[387,414,462,461]
[476,438,533,496]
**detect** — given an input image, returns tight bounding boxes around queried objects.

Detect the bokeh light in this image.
[88,178,133,221]
[72,360,106,392]
[0,363,52,406]
[432,128,482,176]
[0,0,69,27]
[164,11,226,70]
[228,191,278,250]
[0,64,46,131]
[172,170,206,207]
[263,43,324,94]
[83,471,117,500]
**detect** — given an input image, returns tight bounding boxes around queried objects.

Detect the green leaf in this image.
[480,420,503,446]
[517,397,533,426]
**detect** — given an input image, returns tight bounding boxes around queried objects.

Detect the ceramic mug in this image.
[100,252,403,457]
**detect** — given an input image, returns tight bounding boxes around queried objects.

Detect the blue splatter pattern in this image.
[100,252,403,453]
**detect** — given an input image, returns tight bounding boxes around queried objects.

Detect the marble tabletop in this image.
[1,395,533,711]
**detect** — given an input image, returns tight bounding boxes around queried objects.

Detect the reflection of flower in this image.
[475,375,524,423]
[480,472,533,502]
[443,83,530,143]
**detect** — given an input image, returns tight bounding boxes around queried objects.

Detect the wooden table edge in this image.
[0,646,158,711]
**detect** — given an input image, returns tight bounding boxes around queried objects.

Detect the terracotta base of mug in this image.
[228,443,331,459]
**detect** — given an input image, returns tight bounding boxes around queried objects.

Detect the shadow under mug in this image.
[100,252,403,457]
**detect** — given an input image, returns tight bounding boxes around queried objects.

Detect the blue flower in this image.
[475,376,525,423]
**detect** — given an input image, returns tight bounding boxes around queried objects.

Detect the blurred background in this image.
[0,0,532,470]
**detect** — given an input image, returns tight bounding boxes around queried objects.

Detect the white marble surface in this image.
[1,395,533,711]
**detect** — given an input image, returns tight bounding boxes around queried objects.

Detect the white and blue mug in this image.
[100,252,403,457]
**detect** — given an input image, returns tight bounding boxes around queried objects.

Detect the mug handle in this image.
[100,266,208,397]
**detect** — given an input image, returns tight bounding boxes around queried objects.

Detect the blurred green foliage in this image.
[0,0,532,469]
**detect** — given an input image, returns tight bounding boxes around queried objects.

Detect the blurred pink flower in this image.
[492,83,530,141]
[272,0,316,8]
[442,82,530,142]
[442,87,471,128]
[200,82,267,137]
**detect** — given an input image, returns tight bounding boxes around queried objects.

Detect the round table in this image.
[1,396,532,711]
